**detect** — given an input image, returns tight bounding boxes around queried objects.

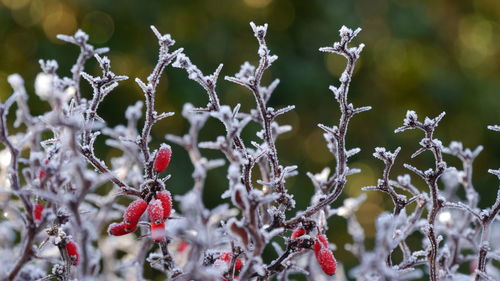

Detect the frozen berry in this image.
[148,199,165,242]
[291,227,306,240]
[155,190,172,219]
[66,240,79,266]
[313,234,328,251]
[178,241,189,253]
[315,247,336,275]
[107,222,137,236]
[313,234,336,275]
[123,199,147,226]
[153,144,172,173]
[33,204,44,224]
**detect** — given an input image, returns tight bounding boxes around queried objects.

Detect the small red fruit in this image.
[66,240,79,266]
[291,227,306,240]
[314,235,336,275]
[219,252,243,271]
[314,234,328,251]
[123,199,147,226]
[315,248,336,275]
[150,221,165,242]
[178,241,189,253]
[107,222,137,236]
[148,199,165,242]
[153,144,172,173]
[33,204,44,224]
[155,190,172,219]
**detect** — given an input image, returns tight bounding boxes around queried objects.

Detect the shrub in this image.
[0,22,499,281]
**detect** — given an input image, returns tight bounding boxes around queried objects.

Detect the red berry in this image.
[315,248,336,275]
[33,204,44,224]
[153,144,172,173]
[178,241,189,253]
[66,240,79,266]
[147,199,164,222]
[291,227,306,240]
[219,252,231,262]
[220,252,243,271]
[155,190,172,219]
[39,169,46,180]
[314,234,328,251]
[148,199,165,242]
[107,222,137,236]
[314,235,336,275]
[150,222,165,242]
[123,199,147,226]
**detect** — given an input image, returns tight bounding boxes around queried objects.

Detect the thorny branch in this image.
[285,25,367,228]
[394,111,447,281]
[135,26,180,179]
[0,88,40,281]
[57,30,109,104]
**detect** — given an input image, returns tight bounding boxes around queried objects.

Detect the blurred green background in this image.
[1,0,500,279]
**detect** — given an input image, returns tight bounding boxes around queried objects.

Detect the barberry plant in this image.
[0,21,498,281]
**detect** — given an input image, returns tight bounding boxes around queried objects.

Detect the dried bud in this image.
[123,199,147,226]
[66,240,79,266]
[153,144,172,173]
[155,190,172,219]
[147,199,165,242]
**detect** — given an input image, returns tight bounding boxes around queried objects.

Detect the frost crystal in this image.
[403,110,418,126]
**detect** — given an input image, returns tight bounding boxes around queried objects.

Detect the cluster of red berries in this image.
[291,227,337,276]
[108,145,173,242]
[108,190,172,241]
